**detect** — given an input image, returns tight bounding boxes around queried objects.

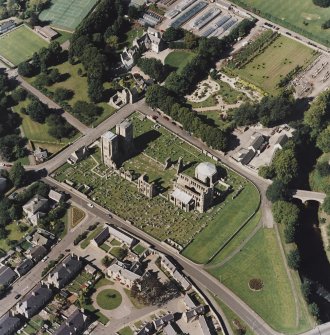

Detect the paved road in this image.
[43,177,330,335]
[0,210,96,316]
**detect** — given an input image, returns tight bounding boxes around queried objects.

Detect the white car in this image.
[41,256,48,262]
[87,203,94,208]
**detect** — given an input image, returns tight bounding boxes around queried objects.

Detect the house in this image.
[160,255,176,275]
[0,177,7,193]
[92,225,137,248]
[199,315,212,335]
[16,284,53,318]
[48,189,64,203]
[0,266,17,286]
[85,264,97,276]
[153,313,175,330]
[184,293,197,309]
[91,227,110,247]
[32,232,49,247]
[33,147,48,163]
[0,311,22,335]
[121,47,139,69]
[67,146,88,165]
[27,245,48,263]
[0,20,15,34]
[47,254,83,289]
[274,134,289,151]
[172,269,191,291]
[235,148,255,165]
[248,132,266,154]
[34,25,58,41]
[107,260,143,288]
[23,195,48,226]
[184,305,205,322]
[54,309,88,335]
[163,322,182,335]
[15,259,34,277]
[135,322,154,335]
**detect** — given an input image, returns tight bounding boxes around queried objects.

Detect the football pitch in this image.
[39,0,99,31]
[0,25,48,66]
[231,0,330,47]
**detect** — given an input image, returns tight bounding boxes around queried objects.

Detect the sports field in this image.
[0,25,48,66]
[227,35,317,95]
[39,0,99,31]
[231,0,330,47]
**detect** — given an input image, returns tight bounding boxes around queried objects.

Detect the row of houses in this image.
[0,254,86,335]
[0,231,53,288]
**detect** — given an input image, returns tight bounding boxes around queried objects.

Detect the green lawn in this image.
[0,222,29,252]
[12,99,77,155]
[208,229,300,333]
[118,26,144,51]
[182,182,260,264]
[208,209,261,265]
[39,0,99,31]
[225,35,317,95]
[27,61,116,126]
[54,30,72,44]
[118,326,134,335]
[230,0,330,47]
[124,288,145,309]
[0,25,48,66]
[213,295,255,335]
[133,243,146,255]
[96,289,122,310]
[165,50,197,73]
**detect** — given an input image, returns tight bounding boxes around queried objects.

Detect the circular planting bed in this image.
[248,278,264,291]
[96,289,122,310]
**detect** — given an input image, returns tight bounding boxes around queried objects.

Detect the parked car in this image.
[87,203,94,208]
[15,294,21,300]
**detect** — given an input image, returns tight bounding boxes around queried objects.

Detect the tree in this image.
[184,31,198,49]
[26,99,49,123]
[48,68,61,83]
[272,147,298,184]
[9,162,26,187]
[128,5,141,19]
[258,165,275,179]
[304,90,330,136]
[18,61,36,77]
[163,27,184,42]
[287,248,301,270]
[316,125,330,153]
[301,279,312,302]
[71,101,102,124]
[313,0,330,7]
[46,114,74,139]
[266,179,290,202]
[316,161,330,177]
[323,195,330,215]
[11,87,27,104]
[272,200,300,226]
[308,303,320,320]
[9,204,22,221]
[137,58,168,82]
[101,256,111,267]
[53,88,73,102]
[322,19,330,29]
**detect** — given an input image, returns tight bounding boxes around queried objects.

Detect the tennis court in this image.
[0,25,48,66]
[39,0,99,31]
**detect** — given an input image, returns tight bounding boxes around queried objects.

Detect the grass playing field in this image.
[0,25,48,66]
[39,0,99,31]
[231,0,330,47]
[226,35,317,95]
[208,229,310,333]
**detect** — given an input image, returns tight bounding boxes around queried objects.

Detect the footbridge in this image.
[292,190,326,204]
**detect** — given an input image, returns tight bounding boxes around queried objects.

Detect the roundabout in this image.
[96,289,122,310]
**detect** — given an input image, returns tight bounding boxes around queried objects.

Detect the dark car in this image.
[15,294,21,300]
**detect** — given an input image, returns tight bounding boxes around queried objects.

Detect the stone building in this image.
[101,120,134,167]
[169,162,218,213]
[138,174,156,198]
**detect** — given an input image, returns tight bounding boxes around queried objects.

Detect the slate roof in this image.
[0,266,17,286]
[15,259,34,276]
[48,189,63,203]
[53,309,88,335]
[93,227,110,246]
[48,255,83,288]
[32,232,49,246]
[23,195,48,216]
[153,313,174,328]
[0,312,22,335]
[29,245,48,262]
